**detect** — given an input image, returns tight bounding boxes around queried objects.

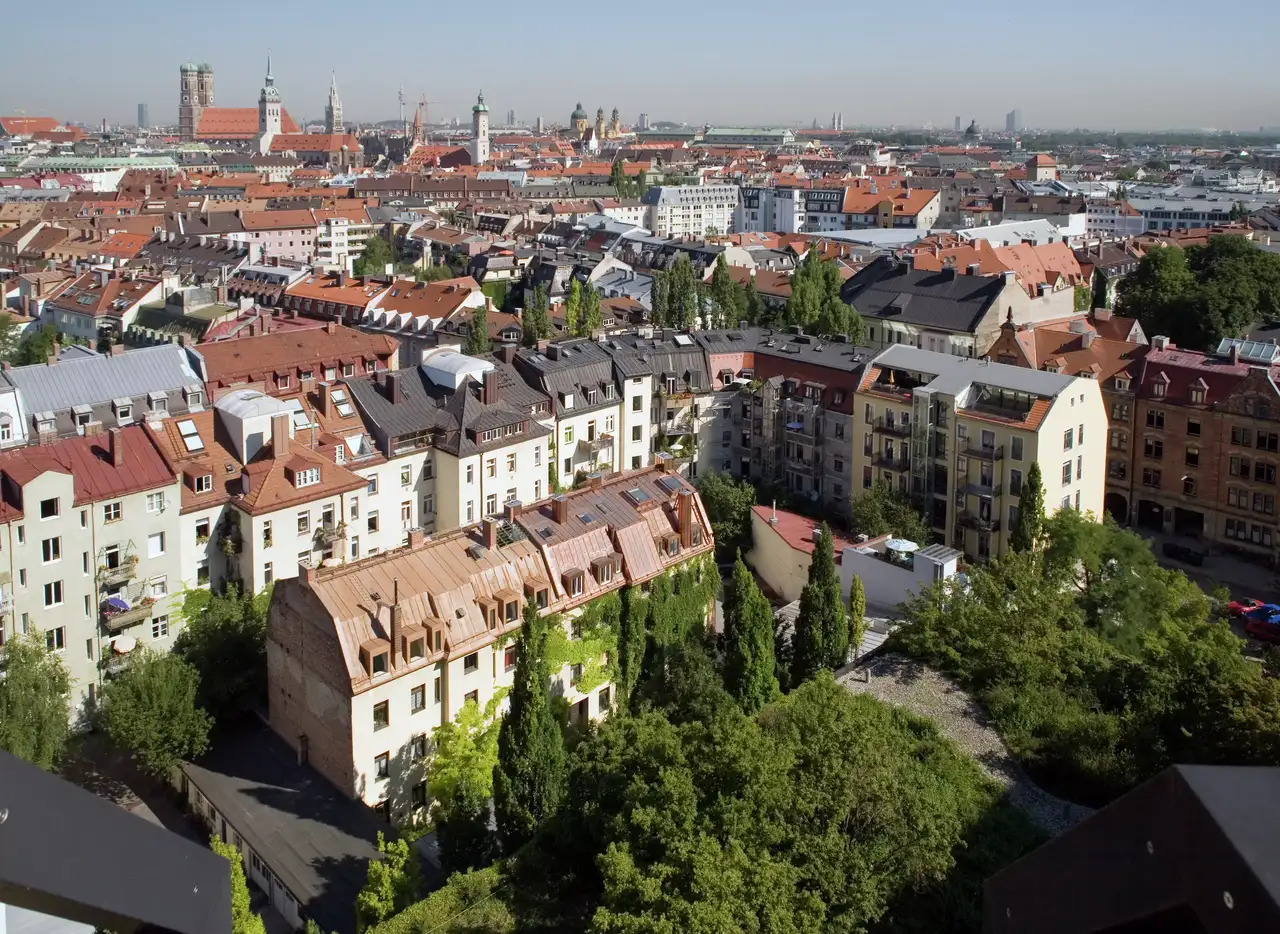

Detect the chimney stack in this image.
[408,528,427,548]
[270,412,290,458]
[551,494,569,524]
[587,471,602,491]
[385,371,403,404]
[389,579,402,668]
[481,368,499,405]
[677,489,694,549]
[319,382,333,417]
[1230,344,1241,365]
[505,499,522,520]
[654,451,672,473]
[108,427,124,467]
[326,320,338,334]
[482,517,499,550]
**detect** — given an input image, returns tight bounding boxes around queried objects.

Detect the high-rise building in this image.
[256,53,282,155]
[535,115,544,134]
[954,115,962,132]
[137,103,148,128]
[639,112,651,130]
[325,73,343,133]
[1006,108,1022,133]
[470,90,490,165]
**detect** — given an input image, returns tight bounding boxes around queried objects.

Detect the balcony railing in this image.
[872,454,910,471]
[964,443,1004,461]
[97,555,139,587]
[314,522,347,546]
[101,599,155,632]
[958,511,1001,532]
[959,481,1000,497]
[578,433,615,456]
[872,416,912,438]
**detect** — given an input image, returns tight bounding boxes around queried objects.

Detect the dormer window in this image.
[536,587,548,609]
[604,384,615,399]
[561,392,574,410]
[1190,387,1205,404]
[195,474,213,493]
[1153,382,1166,398]
[409,637,425,660]
[692,527,703,547]
[563,569,584,597]
[666,537,679,557]
[587,389,598,405]
[371,652,388,676]
[1114,377,1130,391]
[505,601,518,624]
[295,467,320,489]
[148,391,167,413]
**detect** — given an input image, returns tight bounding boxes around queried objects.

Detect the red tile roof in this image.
[269,133,361,154]
[0,116,60,136]
[195,107,300,140]
[199,324,399,391]
[0,427,174,510]
[752,505,855,562]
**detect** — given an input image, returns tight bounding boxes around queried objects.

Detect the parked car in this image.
[1161,542,1206,566]
[1227,598,1265,617]
[1244,603,1280,622]
[1244,617,1280,645]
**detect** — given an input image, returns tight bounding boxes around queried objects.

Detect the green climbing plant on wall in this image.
[543,592,621,694]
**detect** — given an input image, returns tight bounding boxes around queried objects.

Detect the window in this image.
[1078,425,1084,445]
[1111,402,1131,421]
[486,458,496,479]
[297,511,310,534]
[506,453,517,473]
[1232,425,1252,447]
[1259,431,1280,453]
[1009,468,1023,497]
[434,676,442,703]
[374,753,389,779]
[466,464,474,483]
[1190,387,1205,404]
[563,425,574,446]
[1061,495,1071,510]
[368,511,379,532]
[1144,439,1163,460]
[150,576,168,598]
[1142,467,1162,488]
[147,532,165,558]
[412,735,428,760]
[1062,462,1072,486]
[44,580,63,607]
[533,448,541,467]
[466,501,474,523]
[366,474,379,494]
[422,494,434,515]
[195,474,213,493]
[463,652,479,673]
[504,644,517,672]
[294,467,320,488]
[373,701,389,730]
[1063,428,1073,451]
[1256,462,1277,485]
[1186,447,1200,467]
[1147,410,1165,429]
[40,498,59,520]
[411,685,425,712]
[152,616,170,639]
[1153,381,1166,398]
[570,663,583,686]
[41,537,60,563]
[46,626,66,652]
[197,559,209,584]
[400,465,412,487]
[263,562,273,585]
[485,493,497,516]
[1077,456,1083,480]
[464,689,479,705]
[1010,437,1023,461]
[146,492,164,513]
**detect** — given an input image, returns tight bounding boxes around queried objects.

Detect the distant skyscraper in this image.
[639,112,651,130]
[325,73,343,133]
[1005,108,1022,133]
[471,90,490,165]
[954,115,962,132]
[837,112,844,131]
[507,108,516,126]
[535,115,544,134]
[137,103,148,128]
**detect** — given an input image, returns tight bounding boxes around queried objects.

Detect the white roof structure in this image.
[420,351,493,391]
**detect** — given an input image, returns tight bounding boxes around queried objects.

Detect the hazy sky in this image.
[4,0,1279,132]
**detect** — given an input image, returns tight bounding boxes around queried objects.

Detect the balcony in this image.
[959,481,1000,497]
[872,416,912,438]
[97,555,139,587]
[662,391,694,409]
[872,453,910,471]
[578,433,615,456]
[964,443,1004,461]
[785,419,818,438]
[958,511,1001,532]
[314,522,347,546]
[101,598,156,633]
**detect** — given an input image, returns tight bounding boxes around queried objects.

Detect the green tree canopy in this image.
[789,523,848,685]
[493,599,566,855]
[0,632,71,770]
[706,254,745,329]
[99,650,212,779]
[12,324,61,366]
[723,556,778,712]
[356,832,421,932]
[1009,461,1045,552]
[563,278,582,336]
[693,473,755,561]
[353,234,395,278]
[210,837,267,934]
[785,248,865,341]
[413,265,456,283]
[173,585,269,725]
[465,304,490,355]
[523,283,551,346]
[578,282,602,337]
[849,479,931,545]
[428,693,503,873]
[365,866,511,934]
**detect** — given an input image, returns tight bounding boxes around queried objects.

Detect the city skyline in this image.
[2,0,1279,132]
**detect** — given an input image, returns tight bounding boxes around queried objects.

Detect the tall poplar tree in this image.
[723,556,778,712]
[790,524,848,685]
[493,598,566,855]
[523,283,551,346]
[1010,461,1046,552]
[563,278,582,336]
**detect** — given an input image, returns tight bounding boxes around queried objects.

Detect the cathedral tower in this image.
[257,52,282,155]
[470,90,490,165]
[325,73,343,133]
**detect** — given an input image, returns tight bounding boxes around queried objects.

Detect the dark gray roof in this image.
[840,256,1005,335]
[601,332,711,390]
[696,326,873,370]
[514,340,620,415]
[180,721,384,934]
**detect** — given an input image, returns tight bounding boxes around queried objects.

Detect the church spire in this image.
[265,50,274,85]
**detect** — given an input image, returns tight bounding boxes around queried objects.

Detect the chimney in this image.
[389,579,402,669]
[654,451,672,472]
[482,518,499,550]
[46,341,60,366]
[1082,331,1096,349]
[505,499,523,521]
[337,270,347,287]
[966,263,980,276]
[551,494,569,523]
[481,368,499,404]
[326,320,338,334]
[319,381,333,417]
[270,412,290,458]
[34,278,44,298]
[587,471,602,491]
[408,528,426,548]
[1152,335,1171,351]
[1094,307,1113,322]
[1230,344,1241,365]
[107,428,124,467]
[677,489,694,549]
[385,371,403,404]
[110,342,124,356]
[241,473,252,496]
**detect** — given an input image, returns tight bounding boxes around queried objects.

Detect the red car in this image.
[1244,617,1280,645]
[1227,598,1265,618]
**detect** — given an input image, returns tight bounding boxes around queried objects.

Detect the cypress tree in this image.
[618,585,648,709]
[790,524,847,684]
[465,303,489,355]
[523,284,550,347]
[1010,460,1046,552]
[723,555,778,713]
[563,278,582,336]
[492,598,566,855]
[847,571,866,663]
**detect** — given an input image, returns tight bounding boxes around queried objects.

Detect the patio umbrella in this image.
[104,595,130,612]
[884,538,920,553]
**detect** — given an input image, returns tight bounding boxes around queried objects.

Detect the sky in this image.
[4,0,1280,132]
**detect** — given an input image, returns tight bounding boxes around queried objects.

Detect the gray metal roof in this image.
[870,344,1077,397]
[7,344,202,415]
[841,257,1005,334]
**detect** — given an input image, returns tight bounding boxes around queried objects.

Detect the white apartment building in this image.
[735,185,941,235]
[641,185,739,238]
[1084,200,1147,238]
[853,346,1107,562]
[266,465,716,817]
[313,211,373,272]
[0,426,184,712]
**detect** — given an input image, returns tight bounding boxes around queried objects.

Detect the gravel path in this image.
[839,653,1095,836]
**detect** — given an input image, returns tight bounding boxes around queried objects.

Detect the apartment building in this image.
[1,343,206,445]
[853,346,1107,561]
[280,272,391,325]
[265,464,715,817]
[736,185,940,234]
[224,210,318,263]
[40,270,163,344]
[641,185,739,238]
[1131,337,1280,562]
[195,322,398,399]
[343,351,552,533]
[0,426,184,712]
[359,277,487,368]
[1085,200,1146,238]
[986,311,1149,526]
[313,207,373,271]
[514,340,651,487]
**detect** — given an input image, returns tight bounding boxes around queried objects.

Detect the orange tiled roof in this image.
[375,277,482,320]
[269,133,361,154]
[195,107,300,140]
[239,209,317,231]
[0,116,60,135]
[285,272,390,307]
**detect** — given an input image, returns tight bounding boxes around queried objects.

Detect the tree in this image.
[664,253,699,329]
[522,284,551,347]
[693,472,755,561]
[707,254,744,329]
[414,265,455,283]
[617,586,649,709]
[465,304,490,355]
[0,313,22,363]
[743,276,767,326]
[13,324,60,366]
[649,269,670,328]
[609,159,628,197]
[0,632,71,770]
[1009,461,1045,552]
[577,282,602,337]
[562,278,582,336]
[353,234,394,278]
[849,479,931,545]
[785,248,865,341]
[493,599,566,855]
[173,585,268,725]
[356,832,421,932]
[428,693,503,874]
[847,571,866,659]
[790,524,848,685]
[210,837,267,934]
[723,556,778,712]
[99,650,212,780]
[361,866,511,934]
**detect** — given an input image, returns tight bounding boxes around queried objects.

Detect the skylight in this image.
[658,476,682,494]
[177,419,204,452]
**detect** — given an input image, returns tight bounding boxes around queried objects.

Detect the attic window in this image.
[195,474,213,494]
[294,467,320,489]
[692,527,703,546]
[1114,377,1130,391]
[409,637,425,660]
[536,588,548,609]
[371,651,388,676]
[666,537,679,557]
